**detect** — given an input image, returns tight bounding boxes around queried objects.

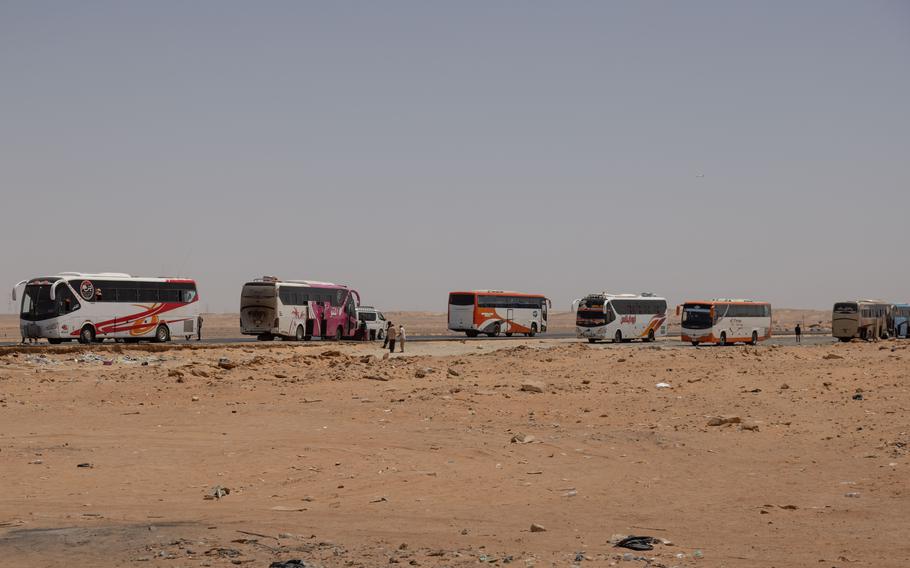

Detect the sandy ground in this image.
[0,309,832,342]
[1,337,907,567]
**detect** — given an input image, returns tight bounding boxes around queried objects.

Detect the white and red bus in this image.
[680,299,772,346]
[576,293,668,343]
[14,272,200,344]
[240,277,360,341]
[448,290,550,337]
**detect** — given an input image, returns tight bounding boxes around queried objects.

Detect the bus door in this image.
[506,308,514,333]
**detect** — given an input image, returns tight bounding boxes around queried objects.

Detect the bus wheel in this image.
[528,324,537,337]
[588,338,598,344]
[79,326,95,345]
[647,329,655,342]
[48,338,62,345]
[466,330,478,338]
[839,337,851,343]
[295,326,305,341]
[335,326,343,341]
[719,332,728,346]
[377,329,384,340]
[505,332,513,337]
[487,324,500,338]
[613,330,622,343]
[155,325,171,343]
[691,341,699,347]
[750,331,758,345]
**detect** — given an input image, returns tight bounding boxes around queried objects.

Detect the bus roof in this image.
[32,273,196,284]
[684,299,770,305]
[450,290,548,298]
[245,278,348,289]
[584,292,666,300]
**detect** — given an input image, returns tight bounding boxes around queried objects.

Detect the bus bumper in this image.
[576,326,605,339]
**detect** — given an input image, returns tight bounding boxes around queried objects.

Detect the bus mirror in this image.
[11,289,16,302]
[50,281,59,302]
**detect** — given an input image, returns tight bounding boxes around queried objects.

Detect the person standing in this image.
[382,321,390,349]
[398,324,406,353]
[386,321,398,354]
[359,318,369,341]
[197,314,204,341]
[794,323,801,344]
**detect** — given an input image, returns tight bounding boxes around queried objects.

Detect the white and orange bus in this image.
[448,291,550,337]
[680,299,771,346]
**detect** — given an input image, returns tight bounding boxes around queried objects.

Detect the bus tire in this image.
[691,341,699,346]
[487,323,500,338]
[528,324,537,337]
[377,329,384,340]
[335,326,343,341]
[155,325,170,343]
[505,332,513,337]
[839,337,851,343]
[295,326,305,341]
[257,333,273,341]
[613,330,622,343]
[79,325,95,345]
[750,331,758,345]
[647,329,655,342]
[466,330,478,338]
[719,332,728,346]
[588,338,598,344]
[48,338,62,345]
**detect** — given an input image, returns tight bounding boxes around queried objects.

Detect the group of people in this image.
[382,321,406,353]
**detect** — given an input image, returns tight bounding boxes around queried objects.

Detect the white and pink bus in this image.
[240,277,361,341]
[14,272,200,344]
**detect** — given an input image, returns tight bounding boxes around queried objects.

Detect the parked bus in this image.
[14,272,199,344]
[832,300,893,341]
[576,293,668,343]
[894,304,910,339]
[240,277,360,341]
[680,299,771,346]
[448,290,550,337]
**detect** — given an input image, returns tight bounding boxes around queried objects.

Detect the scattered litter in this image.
[26,354,57,365]
[530,523,547,532]
[76,462,93,468]
[655,382,671,389]
[205,485,230,500]
[217,357,236,370]
[852,393,864,401]
[269,561,309,568]
[510,433,535,444]
[270,506,307,512]
[613,535,659,551]
[845,492,861,498]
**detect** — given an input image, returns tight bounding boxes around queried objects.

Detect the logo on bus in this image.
[621,315,637,324]
[79,280,95,301]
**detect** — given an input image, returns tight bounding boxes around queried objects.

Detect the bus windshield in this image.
[21,284,57,321]
[833,302,858,314]
[449,293,475,306]
[242,283,277,299]
[682,305,713,329]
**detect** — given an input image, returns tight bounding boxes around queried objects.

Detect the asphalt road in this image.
[2,333,835,348]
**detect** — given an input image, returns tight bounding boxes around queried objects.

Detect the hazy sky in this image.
[2,1,908,313]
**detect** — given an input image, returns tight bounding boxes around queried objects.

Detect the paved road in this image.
[1,333,834,348]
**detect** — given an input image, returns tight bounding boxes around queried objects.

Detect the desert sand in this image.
[1,336,907,567]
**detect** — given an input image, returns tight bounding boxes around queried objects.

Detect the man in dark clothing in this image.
[197,315,204,341]
[795,323,801,343]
